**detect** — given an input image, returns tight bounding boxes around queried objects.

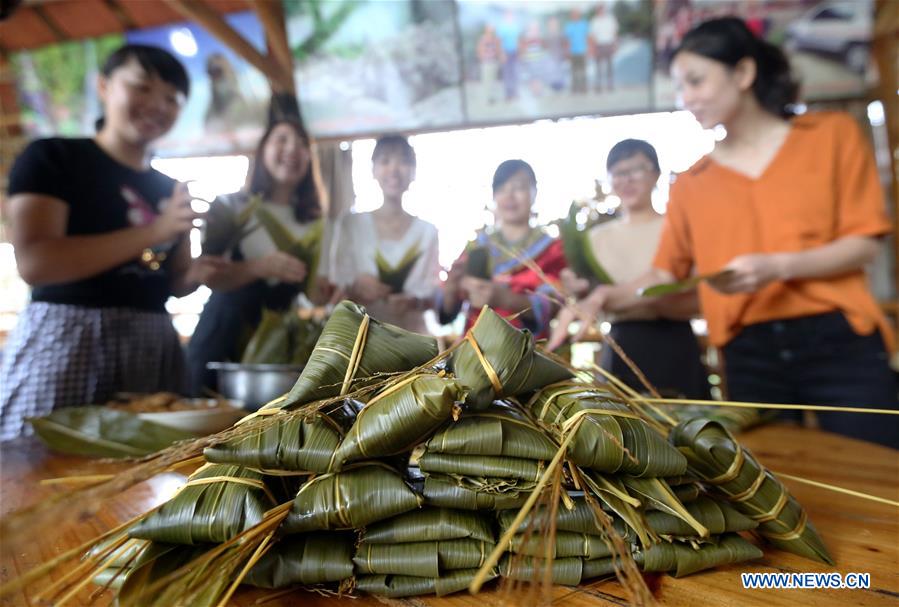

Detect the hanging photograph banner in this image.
[284,0,465,138]
[125,11,270,157]
[457,0,653,124]
[653,0,873,109]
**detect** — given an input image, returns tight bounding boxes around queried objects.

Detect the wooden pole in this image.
[163,0,292,92]
[872,0,899,346]
[250,0,295,93]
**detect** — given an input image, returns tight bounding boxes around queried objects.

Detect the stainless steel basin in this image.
[206,363,302,411]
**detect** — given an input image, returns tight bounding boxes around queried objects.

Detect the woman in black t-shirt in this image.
[1,45,214,440]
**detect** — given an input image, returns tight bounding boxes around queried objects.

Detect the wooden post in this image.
[250,0,295,93]
[872,0,899,345]
[163,0,293,92]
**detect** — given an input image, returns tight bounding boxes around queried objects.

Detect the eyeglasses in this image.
[609,166,655,181]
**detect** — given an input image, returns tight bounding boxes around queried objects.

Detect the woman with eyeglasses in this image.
[548,139,710,400]
[555,18,897,447]
[438,159,566,339]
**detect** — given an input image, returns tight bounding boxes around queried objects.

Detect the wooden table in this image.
[1,425,897,606]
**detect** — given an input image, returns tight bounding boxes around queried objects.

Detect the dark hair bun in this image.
[674,17,799,118]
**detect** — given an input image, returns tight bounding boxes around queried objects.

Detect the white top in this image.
[588,215,664,284]
[590,14,618,45]
[330,211,440,333]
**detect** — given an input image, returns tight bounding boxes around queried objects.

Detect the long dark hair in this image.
[673,17,799,118]
[247,120,323,223]
[95,44,189,131]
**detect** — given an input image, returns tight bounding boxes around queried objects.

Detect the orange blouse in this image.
[653,111,894,350]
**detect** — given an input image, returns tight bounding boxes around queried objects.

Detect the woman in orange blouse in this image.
[562,17,897,446]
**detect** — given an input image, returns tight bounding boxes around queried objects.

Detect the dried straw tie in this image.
[342,313,371,396]
[177,463,277,505]
[465,332,504,395]
[470,403,649,593]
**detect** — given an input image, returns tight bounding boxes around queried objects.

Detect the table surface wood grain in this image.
[1,425,897,607]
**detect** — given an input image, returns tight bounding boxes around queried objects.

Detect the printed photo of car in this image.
[785,0,872,73]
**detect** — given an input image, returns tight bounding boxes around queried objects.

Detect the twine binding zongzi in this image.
[465,333,504,396]
[341,314,371,396]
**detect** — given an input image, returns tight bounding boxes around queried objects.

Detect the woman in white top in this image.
[332,135,440,334]
[550,139,709,398]
[187,120,332,394]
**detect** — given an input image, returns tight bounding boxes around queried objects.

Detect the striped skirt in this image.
[0,302,187,440]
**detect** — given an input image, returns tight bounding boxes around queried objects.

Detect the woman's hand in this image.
[710,253,787,294]
[559,268,590,298]
[461,276,495,309]
[150,182,198,244]
[351,274,392,303]
[251,251,308,283]
[547,304,579,350]
[184,255,231,286]
[387,293,421,315]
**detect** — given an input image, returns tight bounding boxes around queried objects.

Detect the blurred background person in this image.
[331,135,440,334]
[187,119,331,395]
[570,18,897,447]
[439,159,565,339]
[1,45,204,439]
[589,3,618,93]
[549,139,709,399]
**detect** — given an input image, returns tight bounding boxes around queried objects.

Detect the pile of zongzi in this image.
[45,302,831,604]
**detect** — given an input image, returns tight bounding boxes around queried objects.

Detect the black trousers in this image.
[601,319,711,400]
[723,312,898,448]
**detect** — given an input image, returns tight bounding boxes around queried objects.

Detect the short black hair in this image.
[95,44,190,132]
[673,17,799,118]
[372,135,416,167]
[492,159,536,194]
[607,139,660,173]
[101,44,190,97]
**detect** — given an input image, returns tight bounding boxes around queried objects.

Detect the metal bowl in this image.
[206,363,302,411]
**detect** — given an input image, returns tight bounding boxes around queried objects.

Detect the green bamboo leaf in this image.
[638,269,735,298]
[558,201,614,284]
[29,406,196,458]
[283,301,438,407]
[129,465,272,545]
[637,534,764,577]
[671,418,833,565]
[204,412,344,473]
[243,532,355,588]
[354,538,493,577]
[508,531,613,560]
[452,307,572,409]
[362,508,495,544]
[282,463,422,533]
[334,374,465,467]
[622,476,709,538]
[527,384,687,477]
[376,244,421,293]
[426,407,557,460]
[464,246,492,280]
[241,308,292,365]
[422,474,529,511]
[356,568,494,598]
[645,496,757,537]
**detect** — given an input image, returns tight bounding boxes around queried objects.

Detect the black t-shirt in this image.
[8,138,180,312]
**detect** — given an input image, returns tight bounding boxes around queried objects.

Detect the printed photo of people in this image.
[459,0,653,123]
[285,0,464,138]
[654,0,873,108]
